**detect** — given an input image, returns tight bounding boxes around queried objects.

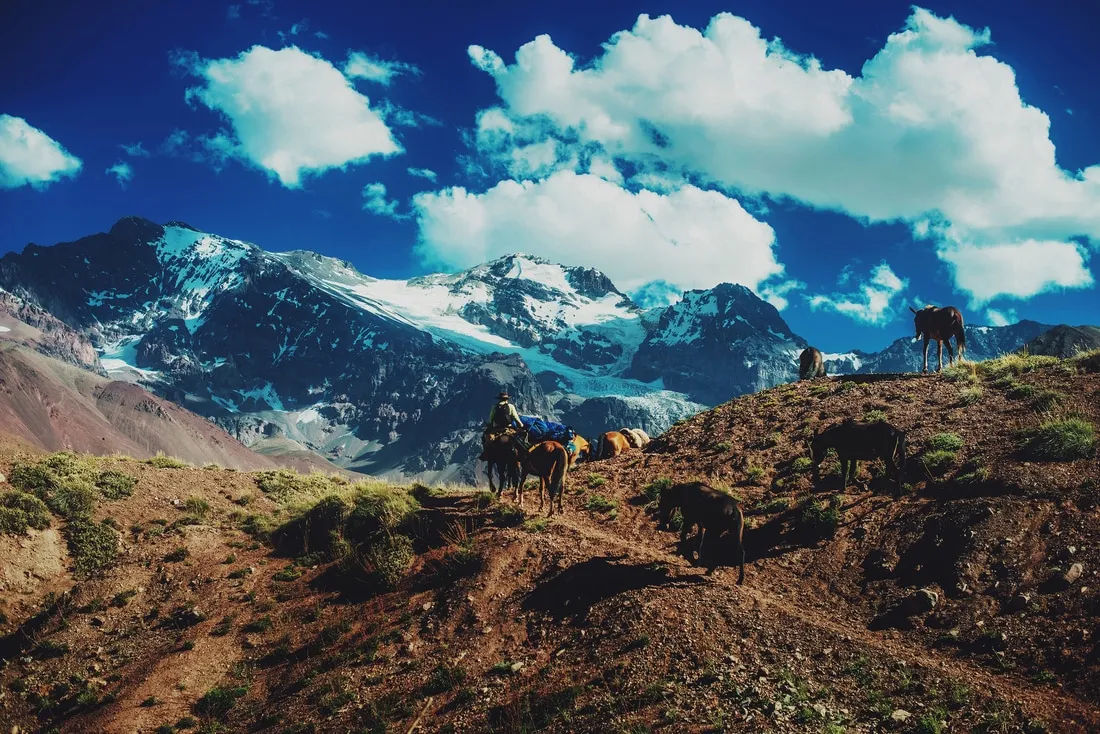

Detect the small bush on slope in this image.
[145,454,189,469]
[0,490,52,535]
[1018,417,1096,461]
[64,519,119,579]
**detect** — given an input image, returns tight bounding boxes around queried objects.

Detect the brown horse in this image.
[517,440,569,515]
[483,430,520,497]
[910,305,966,373]
[798,347,826,379]
[567,435,590,466]
[594,430,631,459]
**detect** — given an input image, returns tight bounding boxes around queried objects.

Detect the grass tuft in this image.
[0,490,52,535]
[1018,417,1096,461]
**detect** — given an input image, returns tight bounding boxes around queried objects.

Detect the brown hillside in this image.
[0,342,275,470]
[1,354,1097,734]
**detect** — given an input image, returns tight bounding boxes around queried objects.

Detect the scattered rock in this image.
[509,661,524,673]
[903,588,938,616]
[890,709,912,723]
[89,616,105,627]
[1064,563,1084,585]
[0,472,6,483]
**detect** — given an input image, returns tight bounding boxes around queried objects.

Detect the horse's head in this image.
[910,305,934,338]
[656,485,677,529]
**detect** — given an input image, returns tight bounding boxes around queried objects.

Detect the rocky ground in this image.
[0,353,1097,733]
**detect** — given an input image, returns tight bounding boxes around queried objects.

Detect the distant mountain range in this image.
[0,217,1073,481]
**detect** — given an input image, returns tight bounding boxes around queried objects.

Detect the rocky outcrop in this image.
[1023,325,1100,358]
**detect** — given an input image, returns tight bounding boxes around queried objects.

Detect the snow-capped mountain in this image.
[0,217,1054,481]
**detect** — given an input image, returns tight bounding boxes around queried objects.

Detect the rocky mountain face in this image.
[1023,324,1100,358]
[628,284,807,404]
[0,217,1055,481]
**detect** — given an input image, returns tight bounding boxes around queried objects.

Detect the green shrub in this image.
[586,473,606,489]
[423,663,467,695]
[942,364,978,384]
[864,409,888,423]
[1007,382,1037,400]
[344,486,420,541]
[927,433,964,452]
[585,494,617,513]
[522,517,549,533]
[715,441,732,452]
[796,496,841,540]
[271,493,351,558]
[183,497,210,517]
[358,534,414,590]
[922,449,957,476]
[1030,389,1065,411]
[745,466,765,485]
[1071,348,1100,373]
[10,454,100,519]
[111,589,137,607]
[194,685,248,717]
[958,386,984,406]
[641,477,672,503]
[96,470,136,499]
[254,469,348,502]
[273,566,303,582]
[979,354,1061,379]
[145,455,189,469]
[64,519,119,578]
[0,490,51,535]
[1018,417,1096,461]
[164,547,189,563]
[242,615,272,633]
[791,457,813,474]
[754,497,790,514]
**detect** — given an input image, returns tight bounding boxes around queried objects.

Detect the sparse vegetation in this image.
[943,363,979,384]
[796,496,842,540]
[194,685,248,718]
[64,518,119,578]
[979,353,1062,380]
[0,490,52,535]
[1018,417,1095,461]
[183,496,210,517]
[641,477,672,504]
[523,517,549,533]
[958,385,984,406]
[273,566,303,582]
[1030,388,1065,411]
[96,469,137,499]
[928,432,964,452]
[145,454,189,469]
[864,409,888,423]
[423,663,467,695]
[586,473,607,489]
[745,465,766,485]
[585,494,618,514]
[791,457,813,474]
[922,449,957,476]
[714,441,732,452]
[164,546,190,563]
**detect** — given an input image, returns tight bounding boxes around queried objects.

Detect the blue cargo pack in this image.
[519,415,575,445]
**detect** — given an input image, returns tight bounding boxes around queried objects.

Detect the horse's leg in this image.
[697,528,707,570]
[936,339,943,372]
[488,461,498,497]
[839,459,848,488]
[922,337,930,373]
[944,340,955,367]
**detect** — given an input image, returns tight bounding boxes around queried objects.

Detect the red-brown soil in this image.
[1,363,1098,733]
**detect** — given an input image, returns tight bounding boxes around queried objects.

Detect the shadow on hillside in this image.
[523,555,704,622]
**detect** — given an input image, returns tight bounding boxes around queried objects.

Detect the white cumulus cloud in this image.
[363,182,404,218]
[183,45,401,187]
[985,307,1018,327]
[468,8,1099,304]
[0,114,82,189]
[105,161,133,187]
[808,263,908,324]
[413,169,784,294]
[407,166,437,182]
[344,51,420,85]
[938,239,1093,304]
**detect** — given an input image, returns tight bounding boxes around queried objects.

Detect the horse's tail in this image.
[550,446,568,497]
[954,309,966,359]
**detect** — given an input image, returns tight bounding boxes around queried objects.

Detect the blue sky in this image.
[1,0,1097,352]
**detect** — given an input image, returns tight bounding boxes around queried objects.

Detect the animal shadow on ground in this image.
[523,555,704,622]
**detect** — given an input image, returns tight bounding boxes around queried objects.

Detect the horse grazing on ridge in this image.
[484,430,521,497]
[657,481,745,583]
[810,420,907,491]
[798,347,827,380]
[594,430,631,460]
[517,439,569,515]
[911,305,966,373]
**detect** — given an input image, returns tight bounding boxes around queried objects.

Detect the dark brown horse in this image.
[798,347,827,379]
[911,305,966,373]
[517,440,569,515]
[483,430,520,497]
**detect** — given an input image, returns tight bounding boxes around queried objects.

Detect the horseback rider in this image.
[479,391,523,460]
